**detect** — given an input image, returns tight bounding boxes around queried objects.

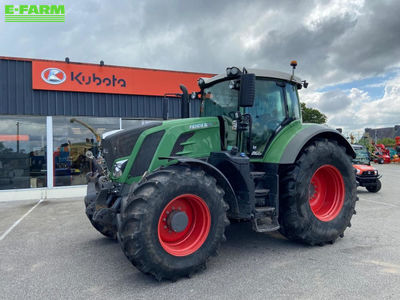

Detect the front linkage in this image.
[84,156,125,239]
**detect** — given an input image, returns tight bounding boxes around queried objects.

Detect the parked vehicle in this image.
[352,144,381,192]
[84,63,357,280]
[372,143,391,164]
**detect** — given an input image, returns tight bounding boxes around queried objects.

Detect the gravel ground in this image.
[0,163,399,299]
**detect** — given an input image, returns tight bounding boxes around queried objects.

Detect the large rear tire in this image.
[118,165,229,281]
[279,139,357,245]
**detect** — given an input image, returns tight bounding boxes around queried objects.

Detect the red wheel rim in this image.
[158,194,211,256]
[309,164,345,222]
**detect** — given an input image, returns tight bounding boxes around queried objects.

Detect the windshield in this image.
[354,148,369,159]
[200,81,238,118]
[353,147,370,164]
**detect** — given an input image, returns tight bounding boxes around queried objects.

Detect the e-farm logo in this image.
[4,4,65,22]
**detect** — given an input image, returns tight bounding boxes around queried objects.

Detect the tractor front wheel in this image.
[84,182,117,239]
[118,165,229,280]
[279,139,357,245]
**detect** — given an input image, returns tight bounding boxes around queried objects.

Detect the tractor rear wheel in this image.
[279,139,357,245]
[118,165,229,281]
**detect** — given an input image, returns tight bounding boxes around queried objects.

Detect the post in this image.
[162,97,169,120]
[16,121,20,153]
[46,116,54,189]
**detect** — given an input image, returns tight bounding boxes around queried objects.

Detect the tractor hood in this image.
[353,164,375,172]
[101,122,162,170]
[101,117,222,182]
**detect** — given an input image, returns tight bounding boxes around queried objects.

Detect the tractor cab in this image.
[198,64,306,158]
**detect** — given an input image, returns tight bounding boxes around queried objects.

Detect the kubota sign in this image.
[32,61,212,97]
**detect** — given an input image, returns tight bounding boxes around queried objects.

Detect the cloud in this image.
[301,71,400,132]
[1,0,399,79]
[305,90,352,113]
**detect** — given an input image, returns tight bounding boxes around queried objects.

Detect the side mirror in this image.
[239,73,255,107]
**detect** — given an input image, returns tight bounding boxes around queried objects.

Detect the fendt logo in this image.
[41,68,66,85]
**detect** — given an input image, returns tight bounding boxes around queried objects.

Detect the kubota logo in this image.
[41,68,66,85]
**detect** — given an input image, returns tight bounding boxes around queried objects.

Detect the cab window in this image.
[246,80,286,155]
[285,84,301,119]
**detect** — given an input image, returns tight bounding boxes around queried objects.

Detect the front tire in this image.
[366,179,381,193]
[84,190,117,239]
[279,139,357,245]
[118,165,229,280]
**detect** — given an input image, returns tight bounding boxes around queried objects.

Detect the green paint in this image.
[110,117,221,184]
[251,120,313,163]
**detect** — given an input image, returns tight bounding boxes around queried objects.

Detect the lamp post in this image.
[16,121,20,153]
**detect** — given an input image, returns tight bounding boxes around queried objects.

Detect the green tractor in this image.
[84,62,357,280]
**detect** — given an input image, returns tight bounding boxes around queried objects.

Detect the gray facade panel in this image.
[0,59,200,119]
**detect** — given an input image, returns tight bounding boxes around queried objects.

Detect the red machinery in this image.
[372,143,391,164]
[393,136,400,163]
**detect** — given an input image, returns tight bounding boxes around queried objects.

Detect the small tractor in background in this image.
[352,144,381,192]
[84,62,357,280]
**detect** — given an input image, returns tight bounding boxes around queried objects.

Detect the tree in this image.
[357,136,374,153]
[377,137,395,146]
[301,102,327,124]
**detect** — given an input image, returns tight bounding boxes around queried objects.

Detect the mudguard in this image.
[160,156,239,216]
[280,125,356,164]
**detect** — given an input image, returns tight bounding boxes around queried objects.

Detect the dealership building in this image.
[0,56,211,199]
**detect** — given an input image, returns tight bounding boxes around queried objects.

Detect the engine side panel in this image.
[117,117,222,184]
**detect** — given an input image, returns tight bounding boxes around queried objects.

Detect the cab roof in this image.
[201,68,303,87]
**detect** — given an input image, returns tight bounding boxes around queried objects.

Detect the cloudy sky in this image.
[1,0,400,135]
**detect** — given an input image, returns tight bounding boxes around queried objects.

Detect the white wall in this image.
[0,185,86,202]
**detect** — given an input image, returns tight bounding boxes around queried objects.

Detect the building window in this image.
[52,116,120,186]
[0,116,47,190]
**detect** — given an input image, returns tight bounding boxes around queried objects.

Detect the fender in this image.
[280,124,356,164]
[159,156,239,216]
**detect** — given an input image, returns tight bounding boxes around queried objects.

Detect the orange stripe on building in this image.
[0,135,30,141]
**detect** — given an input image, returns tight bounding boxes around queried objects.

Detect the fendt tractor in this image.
[84,62,357,280]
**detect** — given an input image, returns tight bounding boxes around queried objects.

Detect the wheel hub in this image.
[167,210,189,233]
[308,164,345,222]
[158,194,211,257]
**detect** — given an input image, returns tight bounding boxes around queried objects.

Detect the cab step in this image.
[252,206,280,232]
[255,189,270,197]
[250,171,266,179]
[252,217,280,232]
[255,206,275,215]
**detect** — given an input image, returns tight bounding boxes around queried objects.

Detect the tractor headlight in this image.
[113,159,128,178]
[198,78,205,88]
[374,170,378,175]
[356,169,361,175]
[226,67,241,77]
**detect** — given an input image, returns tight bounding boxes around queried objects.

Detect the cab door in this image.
[245,79,287,156]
